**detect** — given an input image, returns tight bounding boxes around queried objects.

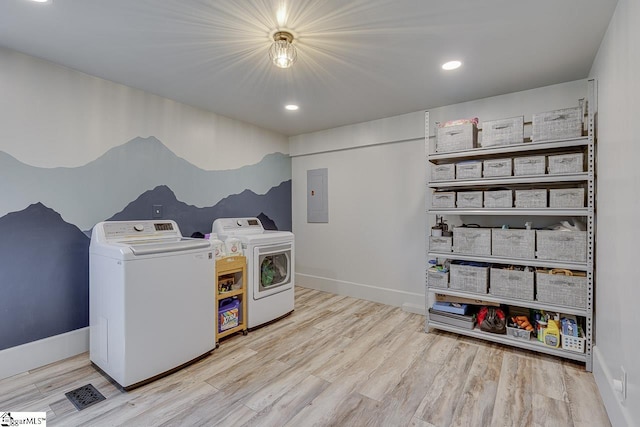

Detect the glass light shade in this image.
[269,39,297,69]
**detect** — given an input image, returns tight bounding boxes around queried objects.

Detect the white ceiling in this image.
[0,0,617,136]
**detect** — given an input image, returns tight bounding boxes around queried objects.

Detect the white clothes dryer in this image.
[213,218,294,329]
[90,220,216,390]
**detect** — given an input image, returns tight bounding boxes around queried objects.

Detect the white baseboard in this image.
[296,273,425,315]
[593,345,634,427]
[0,327,89,380]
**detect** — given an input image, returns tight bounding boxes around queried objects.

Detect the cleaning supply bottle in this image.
[543,318,561,348]
[209,233,226,259]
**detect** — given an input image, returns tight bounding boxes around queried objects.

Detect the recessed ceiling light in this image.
[285,104,299,111]
[29,0,51,3]
[442,60,462,71]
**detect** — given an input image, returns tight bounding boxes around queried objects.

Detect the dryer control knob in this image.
[237,220,242,226]
[134,224,144,232]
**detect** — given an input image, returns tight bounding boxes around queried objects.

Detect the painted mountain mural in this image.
[0,203,90,351]
[107,181,292,235]
[0,137,291,230]
[0,180,290,350]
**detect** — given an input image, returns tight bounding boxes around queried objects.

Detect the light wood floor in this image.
[0,287,610,427]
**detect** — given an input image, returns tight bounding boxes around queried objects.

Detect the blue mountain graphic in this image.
[0,203,89,351]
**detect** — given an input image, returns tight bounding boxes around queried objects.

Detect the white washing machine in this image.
[213,218,294,329]
[90,220,216,390]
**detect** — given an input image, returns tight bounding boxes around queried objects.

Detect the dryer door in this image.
[253,243,293,299]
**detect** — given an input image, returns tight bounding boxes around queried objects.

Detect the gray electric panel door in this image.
[307,168,328,223]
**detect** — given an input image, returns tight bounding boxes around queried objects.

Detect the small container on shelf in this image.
[481,116,524,147]
[561,331,586,353]
[536,230,587,262]
[456,161,482,179]
[506,326,533,341]
[489,267,534,300]
[532,106,583,142]
[218,297,241,332]
[484,190,512,208]
[432,192,456,208]
[429,236,452,252]
[491,229,535,259]
[515,189,547,208]
[548,153,584,174]
[427,268,449,289]
[549,188,585,208]
[536,269,588,308]
[513,156,546,176]
[452,227,491,256]
[449,263,489,294]
[456,191,483,208]
[482,158,512,177]
[431,163,455,181]
[436,120,478,152]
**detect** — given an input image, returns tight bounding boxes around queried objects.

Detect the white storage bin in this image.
[536,231,587,262]
[515,189,547,208]
[456,161,482,179]
[431,192,456,208]
[548,153,584,174]
[456,191,483,208]
[549,188,585,208]
[429,236,452,252]
[450,264,489,294]
[514,156,546,176]
[453,227,491,256]
[484,190,512,208]
[532,107,583,142]
[481,116,524,147]
[483,158,512,177]
[491,229,535,259]
[431,163,455,181]
[436,122,478,152]
[490,268,534,300]
[536,270,587,308]
[428,269,449,289]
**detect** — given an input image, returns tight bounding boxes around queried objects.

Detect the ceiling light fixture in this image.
[442,60,462,71]
[285,104,299,111]
[269,31,297,69]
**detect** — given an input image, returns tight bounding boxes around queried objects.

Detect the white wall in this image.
[290,81,586,312]
[589,0,639,425]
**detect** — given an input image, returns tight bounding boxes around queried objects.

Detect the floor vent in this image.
[65,384,106,411]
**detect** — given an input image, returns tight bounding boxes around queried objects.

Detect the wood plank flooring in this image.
[0,287,611,427]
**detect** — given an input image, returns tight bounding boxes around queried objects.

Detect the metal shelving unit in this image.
[425,79,596,371]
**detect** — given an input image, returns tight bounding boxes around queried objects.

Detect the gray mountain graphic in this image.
[0,137,291,230]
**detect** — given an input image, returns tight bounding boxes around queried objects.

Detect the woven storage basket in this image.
[549,188,585,208]
[429,236,452,252]
[483,158,512,177]
[532,107,583,142]
[491,229,535,259]
[481,116,524,147]
[450,264,489,294]
[456,162,482,179]
[432,192,455,208]
[456,191,483,208]
[536,230,587,262]
[490,268,534,300]
[453,227,491,255]
[484,190,512,208]
[548,153,584,174]
[436,122,478,152]
[428,269,449,289]
[514,156,546,176]
[515,189,547,208]
[431,163,455,181]
[536,269,587,308]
